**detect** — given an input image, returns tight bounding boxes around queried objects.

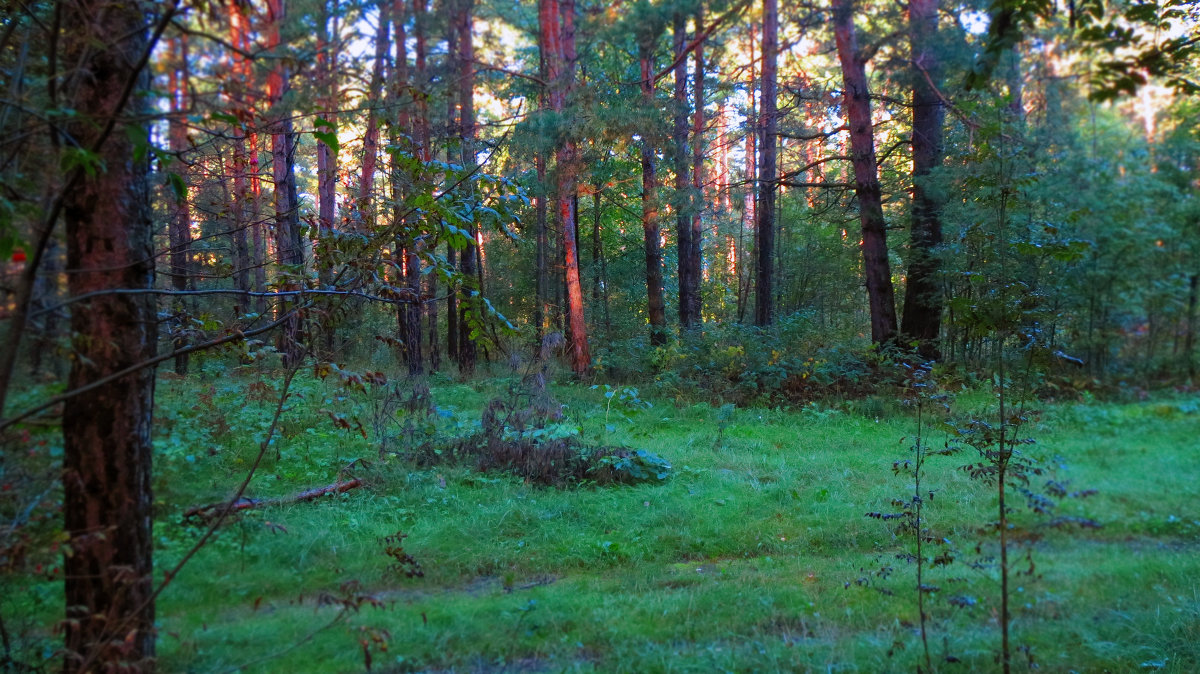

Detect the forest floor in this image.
[4,365,1200,672]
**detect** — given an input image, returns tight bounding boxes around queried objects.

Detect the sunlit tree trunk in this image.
[540,0,590,373]
[754,0,777,327]
[60,0,157,668]
[900,0,945,357]
[356,0,390,230]
[834,0,898,344]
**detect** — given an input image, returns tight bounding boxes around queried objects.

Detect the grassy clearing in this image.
[3,366,1199,672]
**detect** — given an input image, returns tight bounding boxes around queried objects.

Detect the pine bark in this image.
[60,0,157,668]
[540,0,590,373]
[754,0,777,327]
[834,0,898,344]
[900,0,946,357]
[357,1,391,229]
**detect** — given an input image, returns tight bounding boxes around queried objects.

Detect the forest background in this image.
[0,0,1198,671]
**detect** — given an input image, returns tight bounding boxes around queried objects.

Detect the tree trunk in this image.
[535,147,549,346]
[455,0,478,374]
[356,1,391,230]
[673,12,695,330]
[639,39,668,346]
[390,0,423,375]
[60,0,157,668]
[168,34,192,374]
[316,5,338,291]
[541,0,591,374]
[900,0,945,358]
[267,0,304,366]
[834,0,898,344]
[754,0,777,327]
[228,0,252,300]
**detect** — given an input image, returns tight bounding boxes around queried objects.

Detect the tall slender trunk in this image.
[441,4,459,364]
[228,0,251,298]
[168,34,192,374]
[673,12,695,330]
[316,5,338,293]
[754,0,777,327]
[454,0,478,373]
[834,0,898,344]
[60,0,156,667]
[900,0,945,357]
[267,0,304,365]
[639,39,668,346]
[689,6,705,318]
[535,146,549,346]
[357,1,391,230]
[391,0,423,374]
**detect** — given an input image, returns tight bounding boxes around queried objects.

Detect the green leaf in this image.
[312,130,339,155]
[166,172,187,201]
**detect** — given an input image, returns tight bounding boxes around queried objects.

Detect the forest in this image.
[1,0,1198,671]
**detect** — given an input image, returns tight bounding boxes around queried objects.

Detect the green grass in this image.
[3,365,1199,672]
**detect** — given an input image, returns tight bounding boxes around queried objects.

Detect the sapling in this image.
[863,361,960,671]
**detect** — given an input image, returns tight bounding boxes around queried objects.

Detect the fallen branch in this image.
[183,478,364,522]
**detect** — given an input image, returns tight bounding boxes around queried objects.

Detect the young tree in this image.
[833,0,898,344]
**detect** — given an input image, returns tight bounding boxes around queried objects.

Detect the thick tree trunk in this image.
[754,0,777,327]
[834,0,898,344]
[60,0,157,668]
[267,0,304,366]
[900,0,945,358]
[540,0,590,373]
[673,12,695,330]
[456,0,478,374]
[639,41,668,346]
